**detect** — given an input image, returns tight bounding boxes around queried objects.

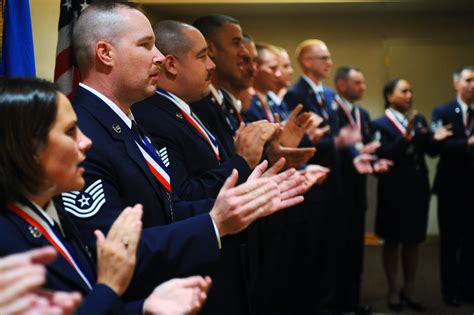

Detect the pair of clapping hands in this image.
[233,104,330,189]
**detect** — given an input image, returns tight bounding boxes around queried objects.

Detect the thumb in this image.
[94,230,106,247]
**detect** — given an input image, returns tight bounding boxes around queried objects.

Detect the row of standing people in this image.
[239,35,474,313]
[0,4,315,315]
[1,3,472,314]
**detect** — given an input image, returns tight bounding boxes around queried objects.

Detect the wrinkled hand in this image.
[144,276,212,315]
[434,124,453,141]
[360,140,381,154]
[210,170,279,237]
[95,204,143,296]
[0,247,82,315]
[22,290,82,315]
[234,121,278,168]
[267,128,316,169]
[247,158,288,181]
[279,105,313,147]
[373,158,394,173]
[299,164,330,188]
[335,125,361,148]
[353,154,377,174]
[247,158,306,210]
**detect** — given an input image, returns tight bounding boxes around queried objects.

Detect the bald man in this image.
[283,39,348,312]
[132,20,309,315]
[60,3,301,307]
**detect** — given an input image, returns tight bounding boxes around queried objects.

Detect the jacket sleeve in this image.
[76,284,125,315]
[124,213,220,301]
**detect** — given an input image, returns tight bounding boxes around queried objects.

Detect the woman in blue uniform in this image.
[372,79,437,312]
[0,77,210,315]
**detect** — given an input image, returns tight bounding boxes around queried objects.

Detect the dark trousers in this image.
[335,205,366,309]
[438,192,474,300]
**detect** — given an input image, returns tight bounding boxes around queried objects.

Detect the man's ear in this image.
[301,57,312,71]
[206,40,217,59]
[96,41,114,67]
[163,55,178,76]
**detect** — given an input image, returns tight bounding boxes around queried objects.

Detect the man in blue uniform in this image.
[283,39,363,312]
[432,66,474,307]
[132,21,281,314]
[59,2,304,304]
[243,43,289,122]
[332,66,392,312]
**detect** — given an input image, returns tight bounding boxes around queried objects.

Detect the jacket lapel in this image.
[74,87,165,199]
[298,78,320,114]
[452,100,466,136]
[6,210,92,293]
[159,93,217,153]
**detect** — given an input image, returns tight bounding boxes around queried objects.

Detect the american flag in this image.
[54,0,90,99]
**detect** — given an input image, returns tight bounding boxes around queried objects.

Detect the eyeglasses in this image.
[306,55,332,62]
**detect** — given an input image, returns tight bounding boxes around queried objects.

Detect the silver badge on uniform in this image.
[112,123,122,133]
[176,112,184,120]
[62,179,106,218]
[29,226,42,238]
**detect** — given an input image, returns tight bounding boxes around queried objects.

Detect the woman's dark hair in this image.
[0,77,59,208]
[383,78,401,108]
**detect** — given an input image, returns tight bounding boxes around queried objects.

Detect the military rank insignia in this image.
[62,179,106,218]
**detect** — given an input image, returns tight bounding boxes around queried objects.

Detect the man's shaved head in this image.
[73,2,141,72]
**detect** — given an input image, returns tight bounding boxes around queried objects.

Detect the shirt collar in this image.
[79,83,133,129]
[267,91,282,106]
[302,74,324,95]
[336,94,354,112]
[457,96,474,113]
[388,107,407,124]
[209,84,224,106]
[157,89,191,115]
[221,88,242,113]
[17,200,57,227]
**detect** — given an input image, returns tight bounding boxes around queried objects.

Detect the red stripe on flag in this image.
[54,46,73,80]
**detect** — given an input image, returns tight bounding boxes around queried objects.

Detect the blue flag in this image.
[0,0,36,76]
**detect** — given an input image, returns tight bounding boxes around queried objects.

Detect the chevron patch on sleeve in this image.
[61,179,106,218]
[158,147,170,167]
